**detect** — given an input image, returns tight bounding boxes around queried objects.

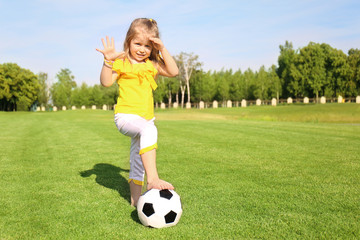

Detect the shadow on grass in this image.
[131,209,142,225]
[80,163,131,204]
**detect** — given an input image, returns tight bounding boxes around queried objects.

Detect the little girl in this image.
[96,18,178,206]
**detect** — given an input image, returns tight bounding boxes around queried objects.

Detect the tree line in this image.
[1,41,359,111]
[0,64,118,111]
[155,41,360,106]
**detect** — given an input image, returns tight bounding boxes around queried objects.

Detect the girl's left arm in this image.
[150,38,179,77]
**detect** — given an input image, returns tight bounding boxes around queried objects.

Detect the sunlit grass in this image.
[0,105,359,239]
[155,103,360,123]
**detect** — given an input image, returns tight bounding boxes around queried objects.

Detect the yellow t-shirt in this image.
[112,58,158,120]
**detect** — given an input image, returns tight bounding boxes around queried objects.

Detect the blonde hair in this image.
[121,18,163,65]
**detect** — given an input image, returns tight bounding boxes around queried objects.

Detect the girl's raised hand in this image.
[96,36,122,60]
[149,37,164,51]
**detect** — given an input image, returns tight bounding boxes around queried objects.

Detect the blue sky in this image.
[1,0,359,86]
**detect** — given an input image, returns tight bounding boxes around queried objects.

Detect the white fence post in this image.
[320,96,326,104]
[241,99,247,108]
[271,98,277,106]
[212,100,218,108]
[160,102,166,109]
[226,100,232,108]
[47,97,360,113]
[256,99,261,106]
[199,101,204,109]
[338,95,343,103]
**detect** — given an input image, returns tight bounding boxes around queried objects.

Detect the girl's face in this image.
[129,34,152,63]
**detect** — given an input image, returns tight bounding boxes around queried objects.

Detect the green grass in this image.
[155,103,360,123]
[0,104,359,239]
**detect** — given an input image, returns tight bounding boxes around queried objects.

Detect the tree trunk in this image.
[180,85,186,108]
[168,90,172,106]
[186,80,191,103]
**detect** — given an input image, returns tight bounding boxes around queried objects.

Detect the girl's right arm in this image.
[96,36,122,87]
[99,63,117,87]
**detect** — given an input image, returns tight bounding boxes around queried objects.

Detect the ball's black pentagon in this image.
[142,203,155,217]
[159,189,173,200]
[164,210,177,224]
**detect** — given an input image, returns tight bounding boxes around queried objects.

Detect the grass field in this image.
[0,104,359,239]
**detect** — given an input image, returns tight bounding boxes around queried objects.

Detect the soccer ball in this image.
[137,189,182,228]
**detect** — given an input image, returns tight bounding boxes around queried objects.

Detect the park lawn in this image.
[155,103,360,123]
[0,104,359,239]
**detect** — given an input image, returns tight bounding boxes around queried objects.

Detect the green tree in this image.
[72,83,91,107]
[101,83,118,107]
[268,65,282,101]
[348,48,360,96]
[229,69,243,102]
[175,52,201,107]
[89,85,104,107]
[288,58,304,98]
[242,68,256,100]
[153,76,167,105]
[254,65,270,100]
[165,76,180,106]
[50,68,76,107]
[0,63,39,111]
[213,70,230,102]
[37,72,49,108]
[191,70,216,103]
[322,44,336,98]
[325,46,352,97]
[277,41,296,98]
[296,42,327,101]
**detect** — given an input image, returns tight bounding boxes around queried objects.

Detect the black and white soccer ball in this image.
[137,189,182,228]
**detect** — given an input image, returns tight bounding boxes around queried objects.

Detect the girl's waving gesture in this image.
[96,36,122,61]
[96,36,123,87]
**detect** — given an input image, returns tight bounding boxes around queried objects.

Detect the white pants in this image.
[114,113,158,186]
